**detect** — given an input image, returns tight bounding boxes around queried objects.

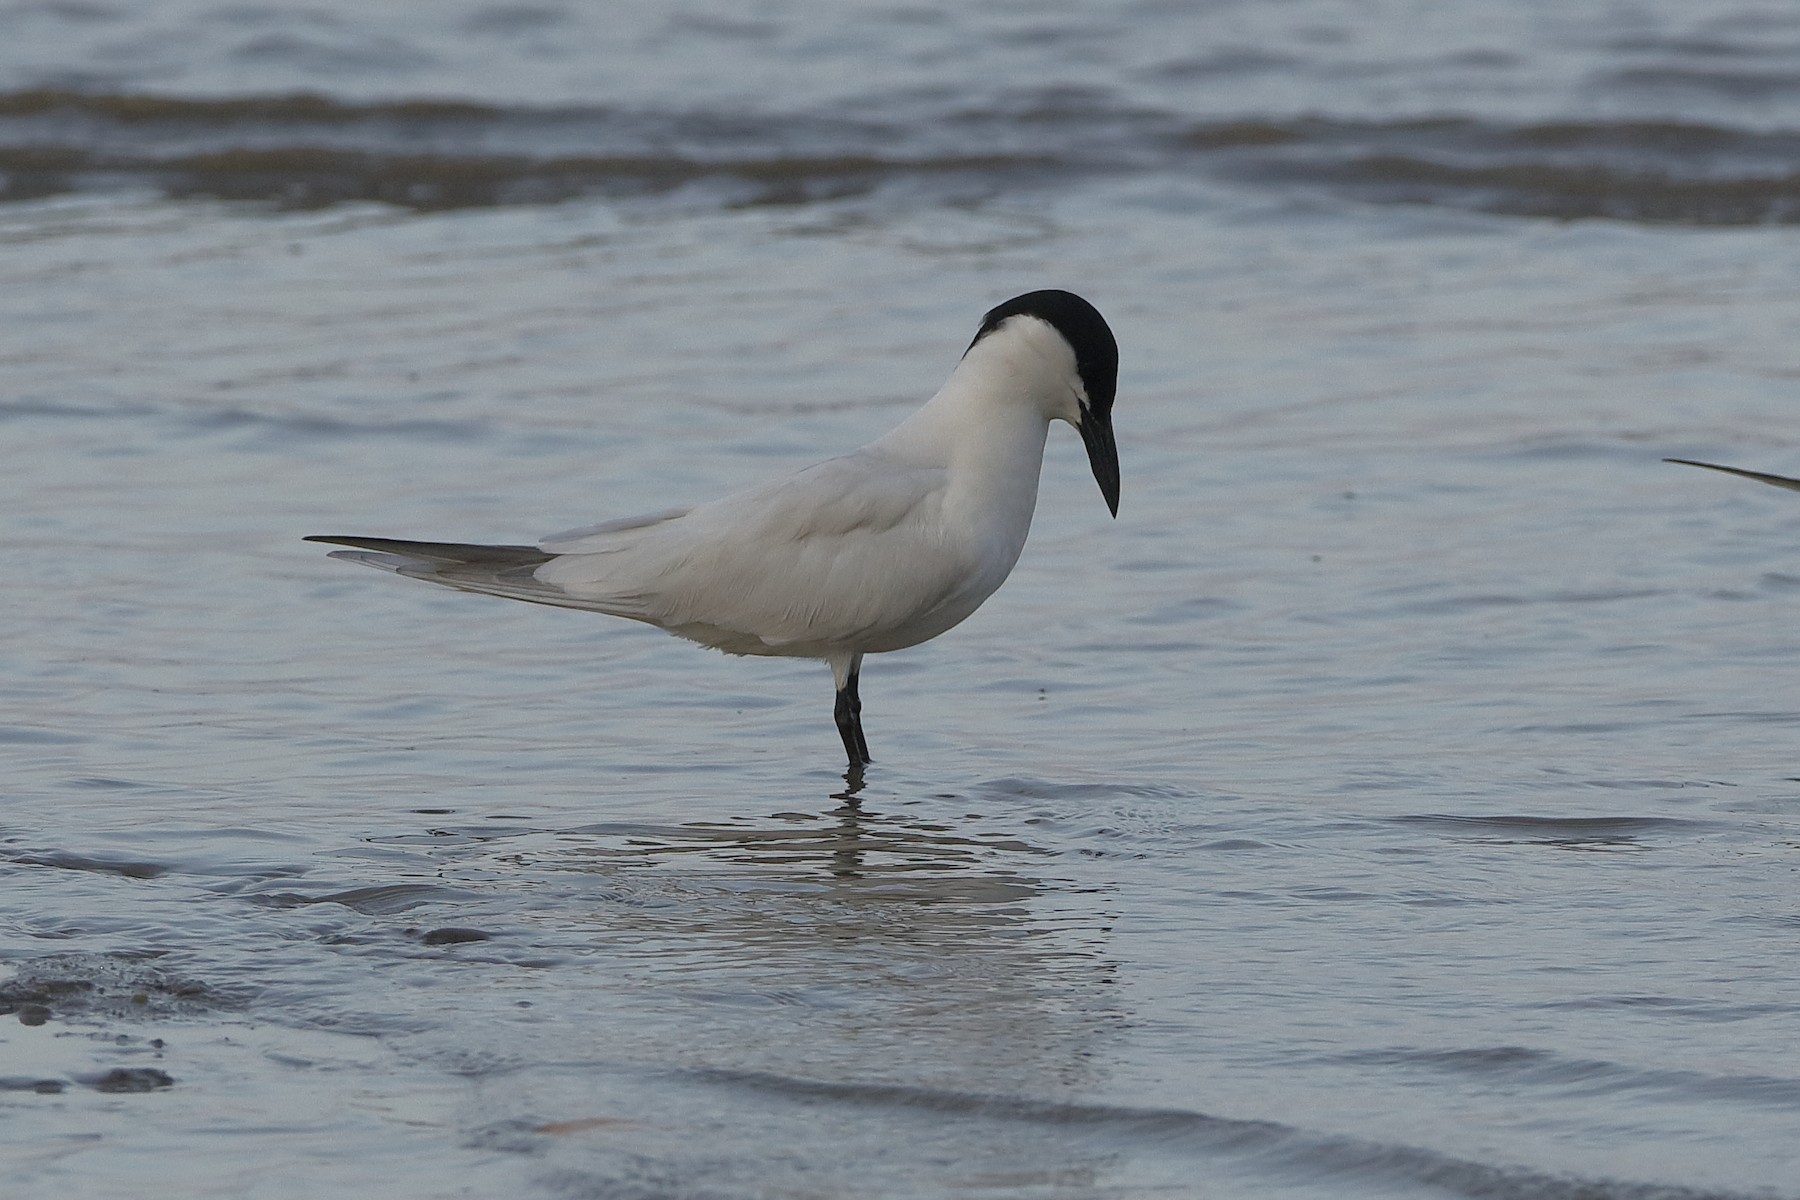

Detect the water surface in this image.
[3,2,1800,1197]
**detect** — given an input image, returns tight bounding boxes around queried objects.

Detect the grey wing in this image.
[535,451,973,648]
[540,507,692,550]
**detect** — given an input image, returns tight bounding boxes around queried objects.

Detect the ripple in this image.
[245,882,471,913]
[696,1068,1768,1200]
[1392,813,1717,852]
[1325,1044,1800,1110]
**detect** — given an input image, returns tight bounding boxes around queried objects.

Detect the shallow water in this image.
[5,2,1800,1197]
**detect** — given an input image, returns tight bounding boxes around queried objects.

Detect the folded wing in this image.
[535,450,974,652]
[309,450,978,655]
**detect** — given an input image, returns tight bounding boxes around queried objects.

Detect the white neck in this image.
[863,318,1084,567]
[879,318,1079,463]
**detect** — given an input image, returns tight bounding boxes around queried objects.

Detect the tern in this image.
[1665,458,1800,493]
[307,289,1120,769]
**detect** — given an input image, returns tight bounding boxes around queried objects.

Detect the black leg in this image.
[833,658,872,767]
[847,657,871,765]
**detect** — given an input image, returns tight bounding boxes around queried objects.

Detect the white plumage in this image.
[309,289,1120,769]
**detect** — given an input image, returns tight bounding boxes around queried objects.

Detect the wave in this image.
[4,88,1800,224]
[696,1068,1771,1199]
[0,89,1054,209]
[1221,116,1800,225]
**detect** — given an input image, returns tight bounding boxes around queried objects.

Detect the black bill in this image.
[1079,411,1121,517]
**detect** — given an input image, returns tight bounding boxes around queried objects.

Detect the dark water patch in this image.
[1383,591,1530,616]
[1124,596,1243,625]
[696,1068,1763,1200]
[1540,994,1799,1023]
[129,146,1038,211]
[1690,709,1800,726]
[1496,438,1642,462]
[0,724,84,744]
[184,406,492,445]
[80,1066,174,1093]
[1542,587,1668,605]
[0,952,235,1021]
[1395,813,1711,852]
[0,1076,65,1093]
[7,850,169,879]
[1398,814,1708,833]
[6,833,308,882]
[418,926,493,945]
[0,399,158,422]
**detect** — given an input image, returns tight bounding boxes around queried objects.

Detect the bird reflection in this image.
[825,800,867,880]
[485,782,1121,1111]
[561,793,1047,895]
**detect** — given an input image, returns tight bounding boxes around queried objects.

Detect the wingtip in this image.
[320,548,414,572]
[1663,458,1800,492]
